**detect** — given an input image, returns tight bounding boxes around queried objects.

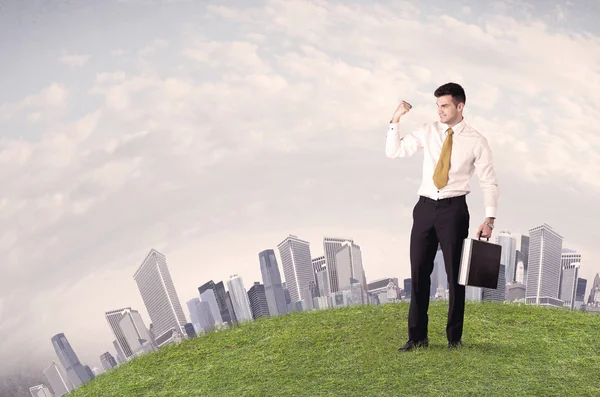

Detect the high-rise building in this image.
[184,323,197,338]
[119,311,153,355]
[112,340,125,363]
[198,289,222,326]
[588,273,600,305]
[323,237,353,293]
[197,300,217,331]
[525,224,563,307]
[43,362,73,397]
[83,365,95,381]
[259,249,288,316]
[277,234,315,304]
[227,274,254,322]
[559,253,581,310]
[465,286,482,301]
[187,298,202,330]
[248,282,270,319]
[225,290,238,324]
[431,245,447,297]
[335,241,365,292]
[483,264,506,302]
[100,352,117,371]
[313,256,329,298]
[404,278,412,297]
[105,307,152,359]
[506,282,526,301]
[515,261,525,284]
[515,234,530,285]
[29,384,53,397]
[50,333,92,388]
[576,278,587,304]
[133,249,187,340]
[496,231,517,284]
[199,280,234,325]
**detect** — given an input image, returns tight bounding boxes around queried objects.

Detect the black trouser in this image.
[408,194,469,343]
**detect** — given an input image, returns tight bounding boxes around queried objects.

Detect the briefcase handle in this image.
[478,231,489,241]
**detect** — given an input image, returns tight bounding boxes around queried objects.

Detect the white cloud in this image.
[138,39,169,55]
[556,4,566,22]
[59,53,91,67]
[182,38,271,73]
[0,83,68,120]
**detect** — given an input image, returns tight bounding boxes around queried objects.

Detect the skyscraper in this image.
[496,231,517,284]
[186,298,202,330]
[278,234,315,304]
[323,237,354,293]
[112,340,125,363]
[259,249,288,316]
[526,224,563,307]
[50,333,92,388]
[515,234,530,285]
[575,278,587,304]
[227,274,254,322]
[119,310,153,355]
[430,245,447,297]
[559,261,580,309]
[483,264,506,302]
[200,300,218,331]
[248,282,270,319]
[588,273,600,305]
[335,241,365,292]
[43,362,73,397]
[515,261,525,284]
[313,256,329,297]
[199,280,233,325]
[133,249,187,340]
[83,365,95,380]
[105,307,152,359]
[100,352,117,371]
[198,288,223,325]
[404,278,412,297]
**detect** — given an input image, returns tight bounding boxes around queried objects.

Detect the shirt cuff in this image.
[388,122,399,135]
[485,207,497,219]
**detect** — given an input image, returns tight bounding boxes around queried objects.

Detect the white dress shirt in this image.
[386,117,499,219]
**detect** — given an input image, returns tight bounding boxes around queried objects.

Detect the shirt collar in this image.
[441,117,466,135]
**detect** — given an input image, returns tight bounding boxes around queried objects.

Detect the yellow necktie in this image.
[432,127,453,189]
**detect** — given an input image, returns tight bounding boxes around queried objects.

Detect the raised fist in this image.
[391,100,412,122]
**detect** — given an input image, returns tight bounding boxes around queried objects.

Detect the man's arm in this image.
[474,135,499,226]
[385,100,425,158]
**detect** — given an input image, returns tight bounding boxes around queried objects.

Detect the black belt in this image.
[419,194,466,204]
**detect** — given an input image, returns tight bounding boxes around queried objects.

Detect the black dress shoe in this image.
[448,340,462,349]
[398,338,429,352]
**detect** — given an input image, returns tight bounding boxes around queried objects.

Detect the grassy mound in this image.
[71,301,600,396]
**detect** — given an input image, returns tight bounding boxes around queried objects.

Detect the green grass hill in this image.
[70,301,600,396]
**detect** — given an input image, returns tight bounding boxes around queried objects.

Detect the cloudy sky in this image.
[1,0,599,375]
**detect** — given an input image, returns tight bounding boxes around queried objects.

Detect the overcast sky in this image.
[1,0,599,376]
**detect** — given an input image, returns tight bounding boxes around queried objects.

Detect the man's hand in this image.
[477,218,494,239]
[391,100,412,123]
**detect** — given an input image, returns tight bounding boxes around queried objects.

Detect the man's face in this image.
[436,95,462,124]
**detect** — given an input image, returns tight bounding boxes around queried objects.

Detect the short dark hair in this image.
[434,82,466,106]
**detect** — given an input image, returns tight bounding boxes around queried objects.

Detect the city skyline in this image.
[2,0,599,381]
[26,223,600,383]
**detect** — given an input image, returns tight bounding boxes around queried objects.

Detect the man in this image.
[385,82,499,351]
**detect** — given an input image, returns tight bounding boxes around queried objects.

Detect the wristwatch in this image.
[484,221,494,229]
